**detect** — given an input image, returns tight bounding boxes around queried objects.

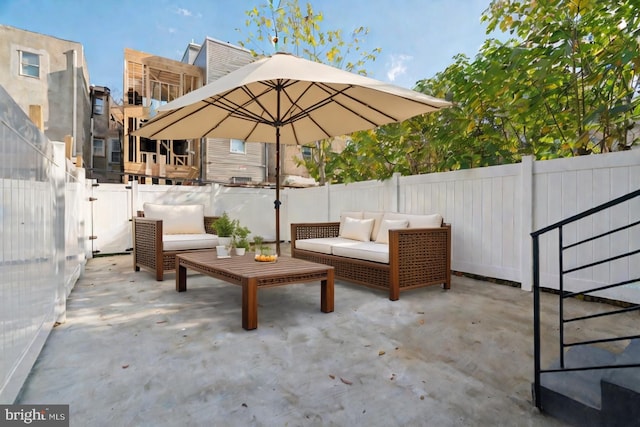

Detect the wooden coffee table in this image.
[175,251,334,330]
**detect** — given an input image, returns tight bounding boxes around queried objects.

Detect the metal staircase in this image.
[531,188,640,427]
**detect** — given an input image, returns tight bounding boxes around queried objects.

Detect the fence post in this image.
[521,155,534,291]
[130,179,139,216]
[52,141,67,323]
[391,172,401,212]
[325,181,331,222]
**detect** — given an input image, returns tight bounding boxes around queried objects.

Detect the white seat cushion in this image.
[143,203,206,235]
[163,233,219,251]
[331,241,389,264]
[295,237,358,255]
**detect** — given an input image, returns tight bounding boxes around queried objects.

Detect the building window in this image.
[230,139,245,154]
[19,51,40,78]
[109,139,121,164]
[301,146,313,161]
[93,138,105,157]
[94,97,104,115]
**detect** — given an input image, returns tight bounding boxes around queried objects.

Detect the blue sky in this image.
[0,0,504,100]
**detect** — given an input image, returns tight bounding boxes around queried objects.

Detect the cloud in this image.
[386,54,413,82]
[155,23,177,35]
[175,7,192,17]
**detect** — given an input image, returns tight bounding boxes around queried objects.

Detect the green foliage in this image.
[293,140,332,185]
[212,212,235,237]
[474,0,640,156]
[232,223,251,250]
[237,0,380,75]
[406,0,639,178]
[252,235,264,247]
[250,235,272,254]
[213,212,251,248]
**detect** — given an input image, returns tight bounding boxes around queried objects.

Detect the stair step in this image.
[600,339,640,427]
[542,345,617,408]
[602,338,640,392]
[538,346,617,427]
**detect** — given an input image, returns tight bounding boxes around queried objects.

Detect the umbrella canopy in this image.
[134,52,451,253]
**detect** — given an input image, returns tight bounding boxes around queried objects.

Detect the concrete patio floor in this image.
[18,246,636,426]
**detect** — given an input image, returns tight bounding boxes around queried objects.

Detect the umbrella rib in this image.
[266,80,332,141]
[197,86,277,138]
[208,98,272,124]
[208,86,276,124]
[271,82,385,141]
[283,83,402,130]
[244,83,279,124]
[315,82,403,124]
[263,79,303,125]
[141,85,274,140]
[141,103,211,139]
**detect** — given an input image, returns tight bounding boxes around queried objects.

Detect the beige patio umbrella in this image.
[134,52,451,254]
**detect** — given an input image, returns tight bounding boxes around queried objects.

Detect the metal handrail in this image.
[531,188,640,238]
[531,188,640,409]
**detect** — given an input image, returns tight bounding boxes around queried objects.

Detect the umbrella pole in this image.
[275,126,281,256]
[274,82,283,256]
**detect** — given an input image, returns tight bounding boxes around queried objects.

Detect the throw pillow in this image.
[375,219,409,244]
[339,211,364,235]
[339,217,375,242]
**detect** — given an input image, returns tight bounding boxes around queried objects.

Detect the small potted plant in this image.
[252,235,277,262]
[212,212,235,247]
[252,235,264,253]
[232,223,251,256]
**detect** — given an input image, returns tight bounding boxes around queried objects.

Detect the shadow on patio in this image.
[18,246,638,426]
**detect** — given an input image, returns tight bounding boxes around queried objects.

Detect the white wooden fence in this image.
[89,150,640,305]
[0,87,86,403]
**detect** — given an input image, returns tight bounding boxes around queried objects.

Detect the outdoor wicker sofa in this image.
[291,211,451,300]
[133,203,219,281]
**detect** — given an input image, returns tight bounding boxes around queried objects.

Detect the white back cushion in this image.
[143,203,206,235]
[363,211,384,241]
[375,219,409,244]
[382,212,442,228]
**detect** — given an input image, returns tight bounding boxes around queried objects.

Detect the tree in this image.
[483,0,640,154]
[238,0,379,74]
[381,0,640,178]
[324,43,525,183]
[324,119,446,183]
[237,0,380,184]
[329,1,640,182]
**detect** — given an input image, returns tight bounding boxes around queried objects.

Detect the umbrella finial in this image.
[271,35,279,53]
